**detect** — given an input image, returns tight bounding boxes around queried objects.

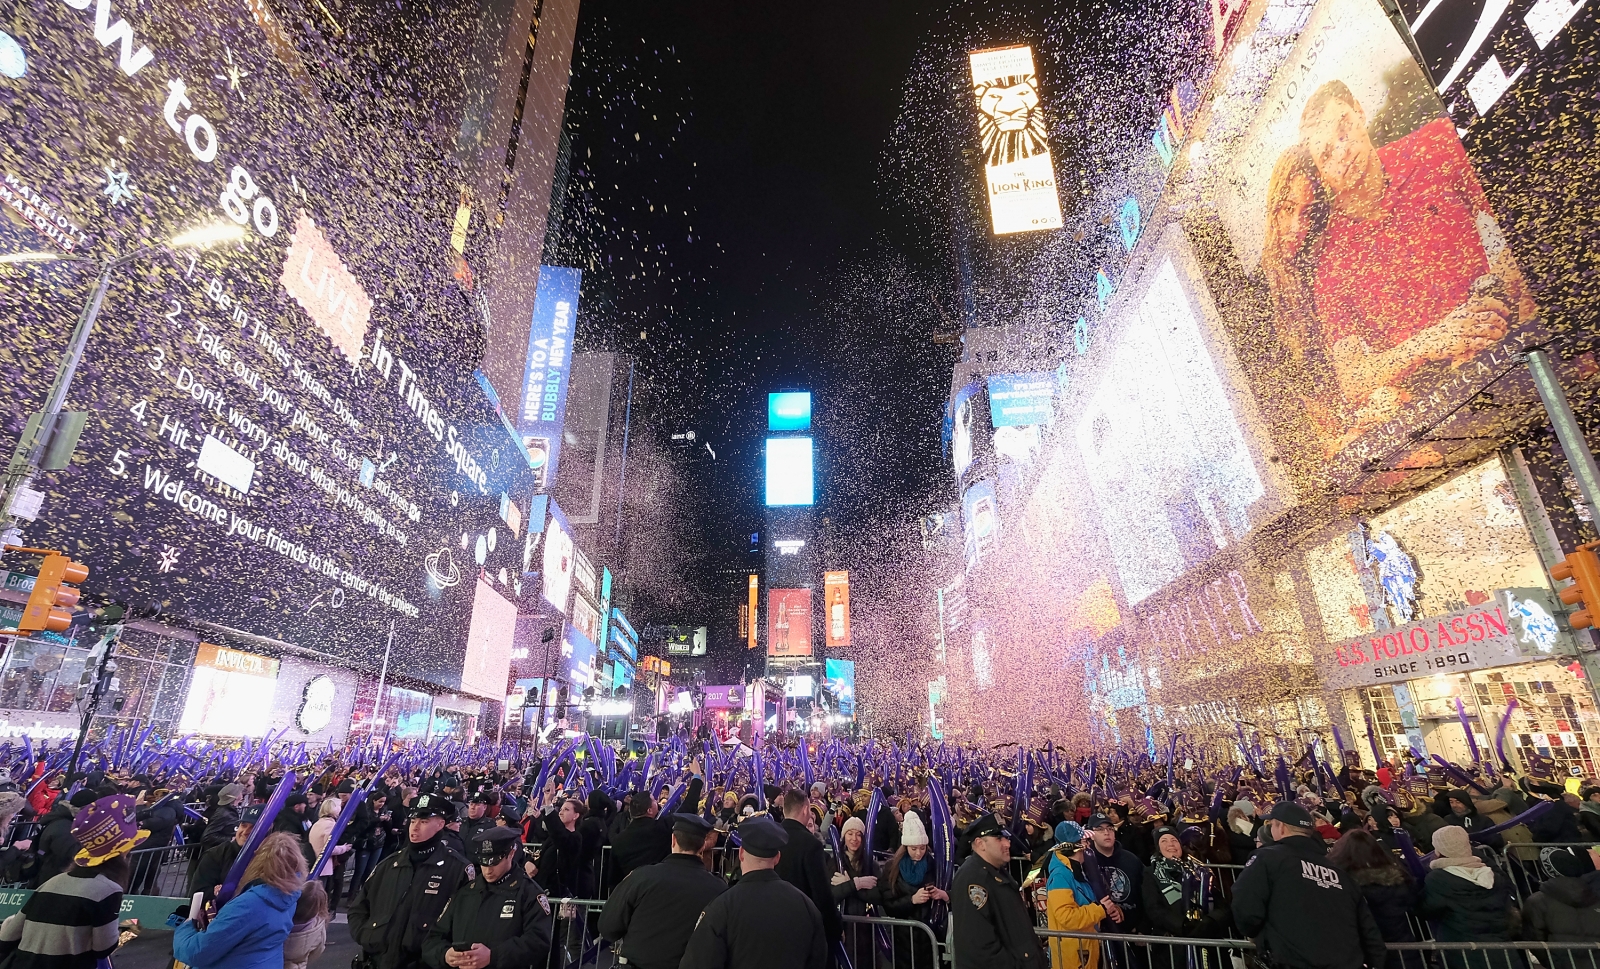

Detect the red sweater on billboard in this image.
[1313,118,1491,354]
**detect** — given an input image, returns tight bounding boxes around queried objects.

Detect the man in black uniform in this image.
[680,816,826,969]
[461,793,496,847]
[950,813,1046,969]
[421,827,553,969]
[1232,802,1386,969]
[350,794,475,969]
[598,813,726,969]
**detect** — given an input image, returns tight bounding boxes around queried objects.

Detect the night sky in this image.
[548,0,965,674]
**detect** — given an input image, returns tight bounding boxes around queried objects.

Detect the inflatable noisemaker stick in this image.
[1494,699,1521,772]
[216,771,297,907]
[1456,698,1482,764]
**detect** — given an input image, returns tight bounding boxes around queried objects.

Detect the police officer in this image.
[421,827,553,969]
[350,794,474,969]
[598,813,726,969]
[680,816,826,969]
[950,813,1046,969]
[462,793,497,846]
[1232,802,1386,969]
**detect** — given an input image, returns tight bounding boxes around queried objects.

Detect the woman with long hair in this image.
[1329,828,1419,968]
[879,813,946,969]
[1261,145,1333,373]
[174,832,306,969]
[830,816,881,969]
[308,798,352,912]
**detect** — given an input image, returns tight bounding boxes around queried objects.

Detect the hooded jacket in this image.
[1526,870,1600,947]
[30,800,78,887]
[173,881,301,969]
[1349,866,1419,944]
[1420,861,1515,944]
[1044,848,1105,969]
[1232,834,1386,969]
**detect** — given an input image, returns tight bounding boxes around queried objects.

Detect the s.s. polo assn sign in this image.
[1318,588,1573,691]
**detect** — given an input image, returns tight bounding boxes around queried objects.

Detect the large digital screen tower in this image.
[763,391,817,681]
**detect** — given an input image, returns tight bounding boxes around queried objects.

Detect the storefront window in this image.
[0,641,86,712]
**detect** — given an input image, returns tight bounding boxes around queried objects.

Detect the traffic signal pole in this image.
[1526,347,1600,518]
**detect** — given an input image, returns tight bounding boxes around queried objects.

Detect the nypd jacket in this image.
[598,854,727,969]
[419,866,553,969]
[349,840,473,969]
[950,853,1046,969]
[1231,835,1387,969]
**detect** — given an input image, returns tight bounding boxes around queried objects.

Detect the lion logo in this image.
[974,73,1049,167]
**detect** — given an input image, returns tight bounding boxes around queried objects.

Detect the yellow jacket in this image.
[1045,850,1105,969]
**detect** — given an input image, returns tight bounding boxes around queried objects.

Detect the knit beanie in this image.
[901,810,930,846]
[842,816,866,838]
[1432,825,1473,859]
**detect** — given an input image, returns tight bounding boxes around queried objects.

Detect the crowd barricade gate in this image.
[1480,842,1598,904]
[539,897,609,969]
[1036,928,1254,969]
[842,913,946,969]
[1388,940,1600,969]
[124,842,203,899]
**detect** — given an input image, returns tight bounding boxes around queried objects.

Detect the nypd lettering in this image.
[1300,860,1341,890]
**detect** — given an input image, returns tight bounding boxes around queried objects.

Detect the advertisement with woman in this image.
[1212,0,1543,469]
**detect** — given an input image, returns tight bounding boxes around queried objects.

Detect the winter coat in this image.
[1420,864,1524,969]
[829,849,882,917]
[1525,870,1600,969]
[1400,810,1447,853]
[30,801,77,887]
[309,818,350,877]
[1577,805,1600,844]
[200,805,242,851]
[173,881,301,969]
[1232,835,1387,969]
[1044,849,1105,969]
[1350,866,1418,944]
[139,801,179,851]
[282,917,327,969]
[0,867,123,969]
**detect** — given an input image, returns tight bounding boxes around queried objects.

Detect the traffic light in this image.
[20,553,89,633]
[1550,542,1600,630]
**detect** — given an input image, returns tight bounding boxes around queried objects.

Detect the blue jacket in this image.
[174,881,300,969]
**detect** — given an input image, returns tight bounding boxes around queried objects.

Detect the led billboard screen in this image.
[178,644,280,737]
[518,267,580,489]
[1207,0,1545,484]
[767,392,812,431]
[824,658,856,717]
[460,575,517,699]
[767,588,812,657]
[987,373,1055,427]
[0,0,535,686]
[969,45,1063,235]
[765,438,815,506]
[665,626,707,656]
[1075,246,1266,605]
[542,501,575,614]
[824,571,850,648]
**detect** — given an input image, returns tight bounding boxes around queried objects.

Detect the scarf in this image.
[1151,855,1198,906]
[898,853,932,889]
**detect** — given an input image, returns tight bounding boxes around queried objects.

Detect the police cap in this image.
[412,793,456,821]
[671,813,714,841]
[738,816,788,858]
[473,826,520,865]
[468,791,495,805]
[962,812,1008,843]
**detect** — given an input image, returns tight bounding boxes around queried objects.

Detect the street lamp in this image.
[0,223,246,541]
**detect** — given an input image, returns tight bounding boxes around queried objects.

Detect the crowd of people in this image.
[0,736,1595,969]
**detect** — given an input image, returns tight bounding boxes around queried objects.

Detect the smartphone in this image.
[451,943,474,952]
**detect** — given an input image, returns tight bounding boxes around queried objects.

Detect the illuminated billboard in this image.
[987,373,1055,427]
[518,267,581,489]
[609,607,639,664]
[765,438,815,506]
[824,658,856,718]
[460,576,517,699]
[969,45,1063,235]
[1207,0,1544,484]
[747,575,759,649]
[562,626,597,690]
[768,392,812,431]
[824,571,850,648]
[1075,239,1267,604]
[542,501,575,614]
[0,0,535,687]
[665,626,707,656]
[767,588,812,657]
[962,479,1000,572]
[179,644,280,737]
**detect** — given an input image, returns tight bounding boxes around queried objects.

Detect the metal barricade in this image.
[539,897,609,969]
[842,914,945,969]
[1482,842,1596,904]
[1389,940,1600,969]
[125,842,202,898]
[1036,929,1254,969]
